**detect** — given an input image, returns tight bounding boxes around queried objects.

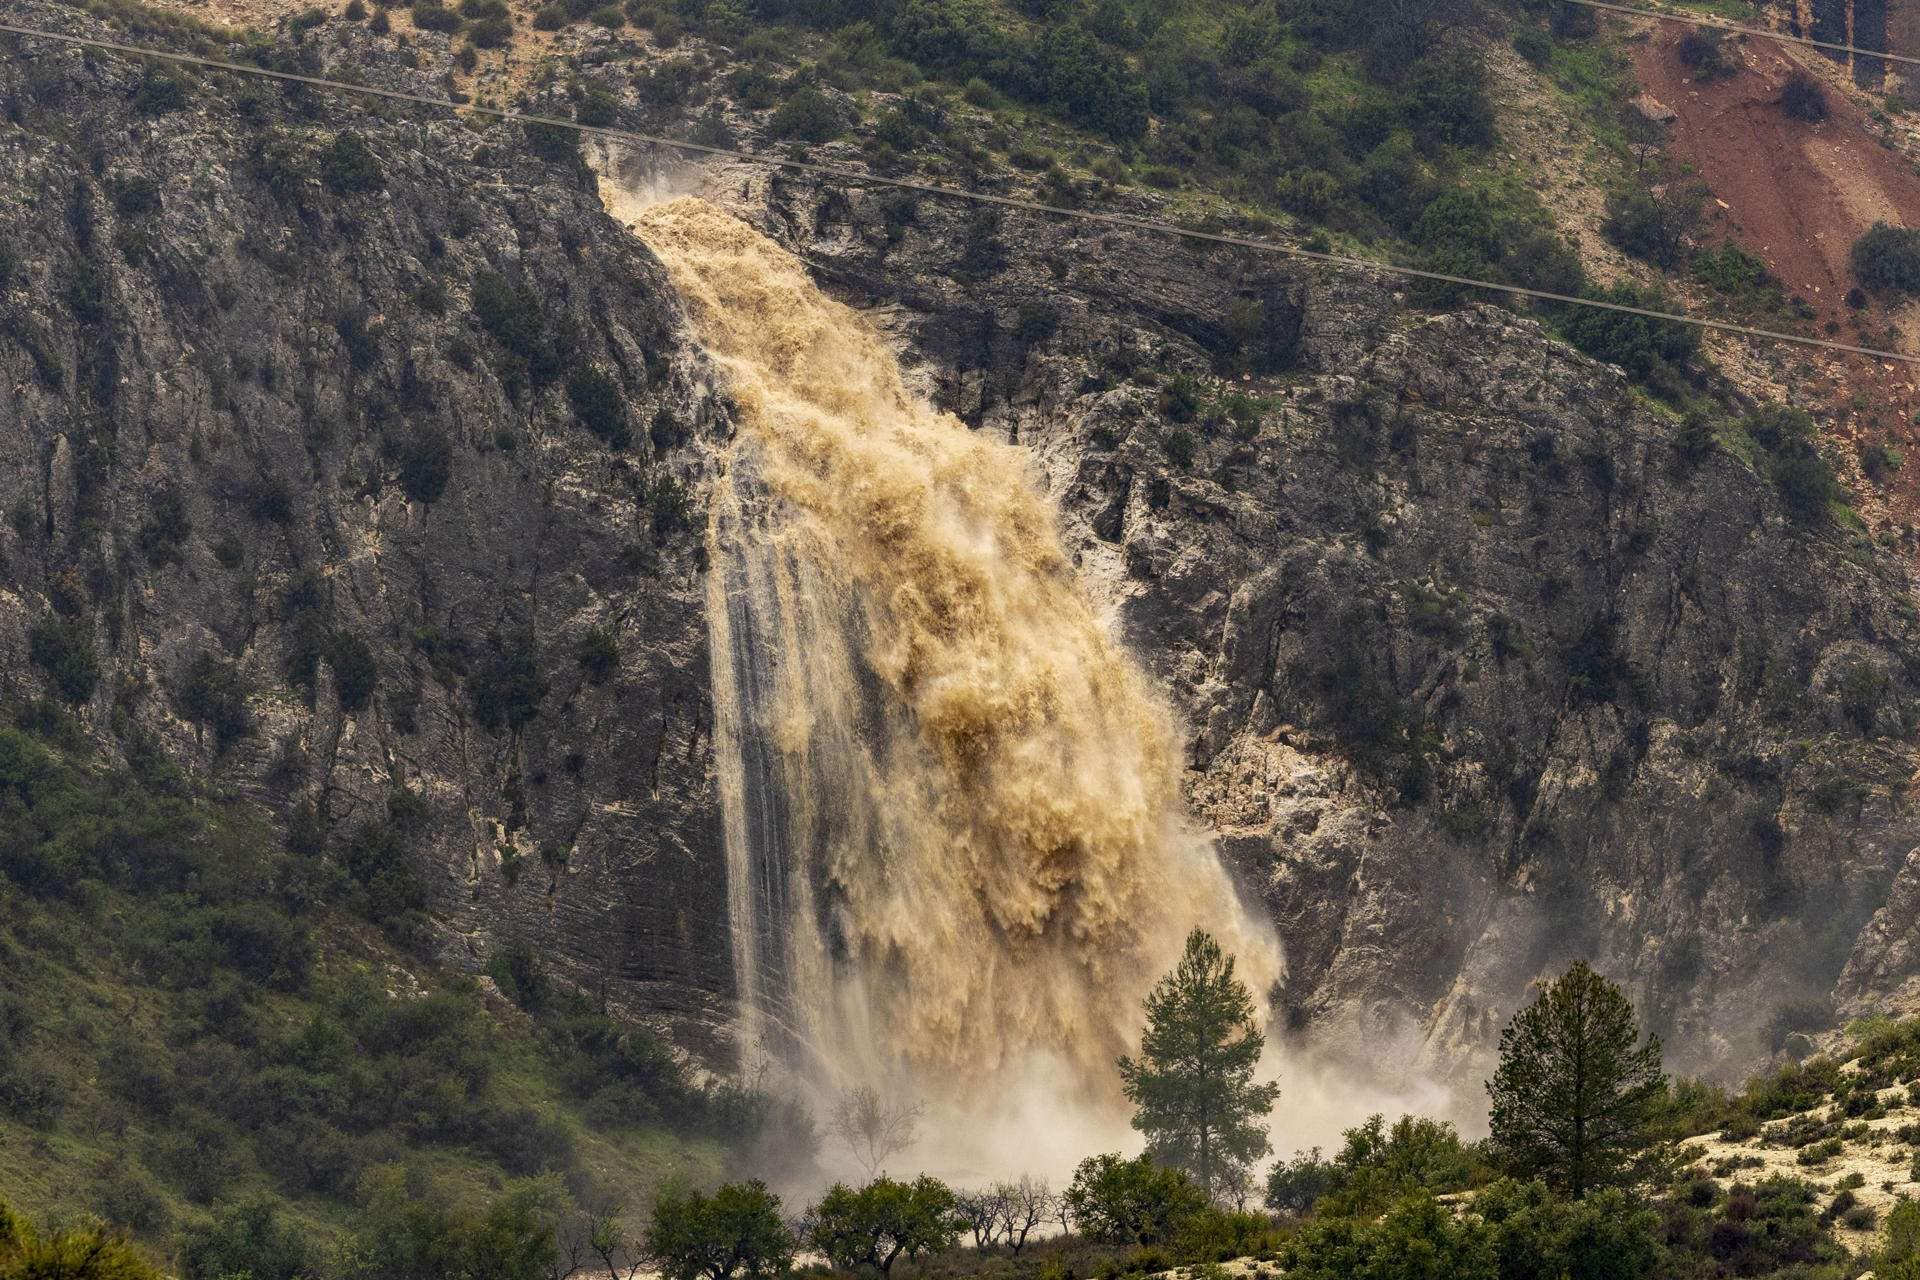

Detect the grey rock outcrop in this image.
[0,8,734,1045]
[724,169,1920,1083]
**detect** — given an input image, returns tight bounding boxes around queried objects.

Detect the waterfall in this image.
[637,198,1284,1174]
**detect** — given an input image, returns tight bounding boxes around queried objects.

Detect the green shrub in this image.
[566,366,630,447]
[1164,429,1197,468]
[1065,1153,1205,1245]
[334,306,383,371]
[576,626,619,684]
[1512,26,1552,67]
[399,428,455,503]
[175,651,252,748]
[1038,23,1148,141]
[471,270,559,383]
[410,0,463,30]
[136,481,193,565]
[1560,284,1699,388]
[325,630,379,713]
[468,16,512,46]
[28,613,98,704]
[1782,69,1828,123]
[132,64,191,115]
[469,634,547,731]
[809,1177,958,1274]
[1678,28,1734,78]
[180,1198,319,1280]
[0,1196,162,1277]
[770,84,844,140]
[533,3,564,26]
[1863,442,1903,480]
[1280,1194,1493,1280]
[648,1182,796,1280]
[244,475,293,525]
[1603,184,1702,269]
[1743,405,1841,524]
[1853,223,1920,295]
[109,175,162,217]
[321,131,385,197]
[1276,169,1339,220]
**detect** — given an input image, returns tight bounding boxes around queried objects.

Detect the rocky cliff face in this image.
[7,0,1920,1092]
[0,6,734,1045]
[693,165,1920,1083]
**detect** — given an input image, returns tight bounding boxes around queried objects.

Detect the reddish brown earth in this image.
[1631,21,1920,530]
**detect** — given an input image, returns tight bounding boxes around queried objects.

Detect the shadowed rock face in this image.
[0,10,734,1046]
[727,171,1920,1085]
[7,0,1920,1093]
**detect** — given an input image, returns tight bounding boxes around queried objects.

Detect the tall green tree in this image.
[645,1181,795,1280]
[1486,961,1667,1197]
[1118,929,1280,1198]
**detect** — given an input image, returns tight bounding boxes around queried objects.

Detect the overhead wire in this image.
[0,9,1916,365]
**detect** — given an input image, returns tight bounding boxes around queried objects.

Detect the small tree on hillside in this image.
[1064,1153,1207,1246]
[1118,929,1280,1198]
[1487,960,1667,1197]
[807,1176,957,1278]
[643,1181,795,1280]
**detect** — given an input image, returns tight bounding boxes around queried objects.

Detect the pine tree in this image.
[1118,929,1280,1199]
[1486,960,1667,1197]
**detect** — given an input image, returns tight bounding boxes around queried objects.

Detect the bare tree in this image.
[827,1085,923,1178]
[1216,1161,1255,1213]
[954,1192,1001,1251]
[993,1176,1055,1254]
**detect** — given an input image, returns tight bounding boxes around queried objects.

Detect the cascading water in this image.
[635,197,1284,1177]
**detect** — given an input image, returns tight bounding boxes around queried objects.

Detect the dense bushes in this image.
[0,709,811,1269]
[1266,1114,1482,1218]
[320,130,385,194]
[1,1197,162,1279]
[1559,284,1700,392]
[1745,404,1841,523]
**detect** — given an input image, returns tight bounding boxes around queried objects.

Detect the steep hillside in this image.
[9,0,1920,1145]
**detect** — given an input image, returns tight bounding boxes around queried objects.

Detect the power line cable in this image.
[0,13,1916,366]
[1561,0,1920,70]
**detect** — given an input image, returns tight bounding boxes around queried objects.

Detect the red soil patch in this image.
[1631,22,1920,530]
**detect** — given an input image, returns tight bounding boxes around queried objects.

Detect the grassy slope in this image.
[0,705,732,1265]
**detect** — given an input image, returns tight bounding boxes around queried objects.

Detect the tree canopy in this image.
[1063,1152,1206,1246]
[644,1180,795,1280]
[807,1176,957,1277]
